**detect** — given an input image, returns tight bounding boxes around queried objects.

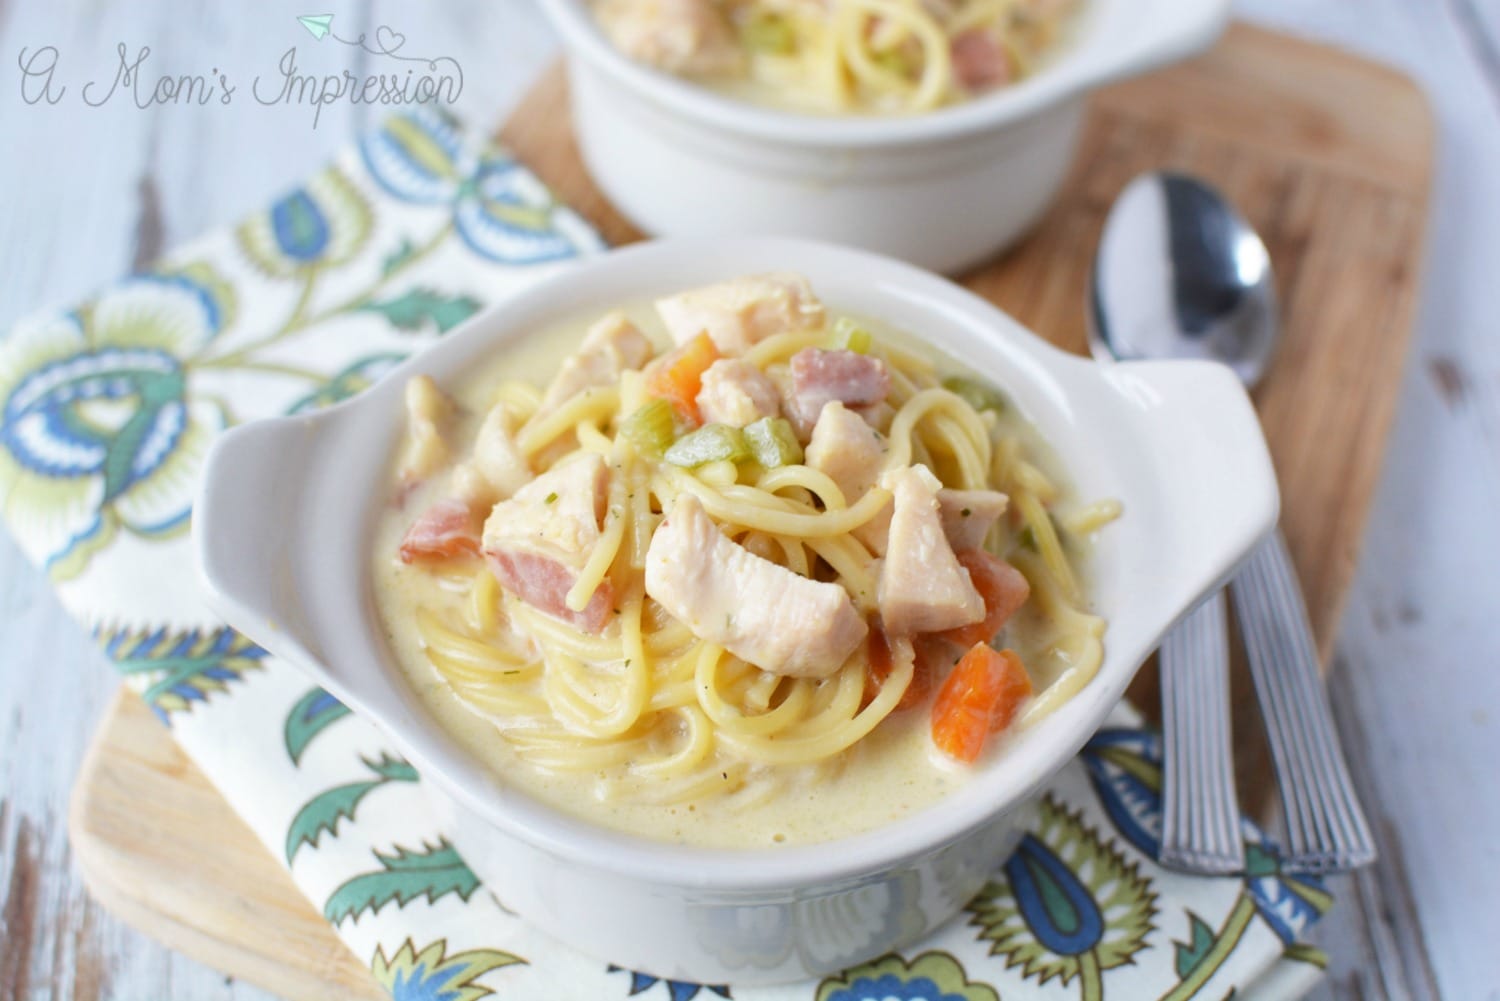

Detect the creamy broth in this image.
[371,286,1105,849]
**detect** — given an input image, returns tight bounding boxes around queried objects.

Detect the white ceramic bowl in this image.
[194,237,1276,985]
[537,0,1229,274]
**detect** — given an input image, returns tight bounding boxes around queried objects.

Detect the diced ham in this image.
[656,273,825,356]
[645,494,867,677]
[793,349,891,406]
[937,488,1009,551]
[806,401,892,552]
[784,348,891,439]
[397,375,456,487]
[482,454,614,632]
[452,402,531,509]
[399,498,481,563]
[695,358,780,427]
[596,0,744,77]
[877,465,985,635]
[535,312,653,421]
[950,29,1013,93]
[487,549,612,634]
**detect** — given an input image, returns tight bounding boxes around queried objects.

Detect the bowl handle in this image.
[192,415,334,676]
[1097,358,1279,623]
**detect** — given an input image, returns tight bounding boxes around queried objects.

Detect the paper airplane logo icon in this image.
[297,13,333,40]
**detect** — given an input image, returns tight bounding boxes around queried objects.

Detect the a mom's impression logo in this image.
[17,13,464,128]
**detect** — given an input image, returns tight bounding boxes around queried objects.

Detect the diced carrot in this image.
[983,648,1033,734]
[930,645,1033,763]
[942,550,1030,649]
[646,332,718,425]
[398,498,481,563]
[862,621,936,711]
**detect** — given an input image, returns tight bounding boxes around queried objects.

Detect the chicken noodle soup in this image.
[373,273,1112,847]
[592,0,1082,114]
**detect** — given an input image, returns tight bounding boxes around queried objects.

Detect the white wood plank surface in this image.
[1,1,1496,998]
[1239,3,1500,999]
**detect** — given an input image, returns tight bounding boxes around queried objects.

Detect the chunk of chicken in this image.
[645,494,867,677]
[878,465,985,635]
[656,273,825,356]
[536,312,653,421]
[784,348,891,439]
[806,401,892,552]
[397,375,456,487]
[482,454,614,632]
[452,403,532,509]
[596,0,745,77]
[695,358,780,427]
[937,488,1009,552]
[806,402,884,499]
[853,400,895,434]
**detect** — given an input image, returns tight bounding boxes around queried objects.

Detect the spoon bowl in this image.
[1089,171,1278,388]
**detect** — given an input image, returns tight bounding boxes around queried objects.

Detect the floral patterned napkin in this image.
[0,107,1333,1001]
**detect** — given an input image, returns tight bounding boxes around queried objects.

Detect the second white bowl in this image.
[539,0,1229,273]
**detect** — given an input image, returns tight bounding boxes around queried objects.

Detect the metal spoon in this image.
[1089,171,1376,874]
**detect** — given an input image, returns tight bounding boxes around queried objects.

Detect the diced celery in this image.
[874,48,913,79]
[943,375,1008,414]
[665,423,751,468]
[621,399,676,457]
[743,417,804,469]
[829,316,873,354]
[742,13,795,54]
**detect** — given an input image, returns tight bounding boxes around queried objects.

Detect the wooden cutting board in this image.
[69,23,1432,1001]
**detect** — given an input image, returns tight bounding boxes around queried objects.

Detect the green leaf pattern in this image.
[100,624,269,721]
[285,753,418,863]
[284,687,352,764]
[1174,913,1218,979]
[360,288,483,335]
[325,841,480,925]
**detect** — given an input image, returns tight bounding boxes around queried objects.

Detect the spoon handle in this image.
[1230,531,1377,872]
[1159,590,1246,874]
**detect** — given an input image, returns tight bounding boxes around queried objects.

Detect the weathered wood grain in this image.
[1301,657,1445,1001]
[1243,2,1500,997]
[69,691,385,1001]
